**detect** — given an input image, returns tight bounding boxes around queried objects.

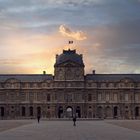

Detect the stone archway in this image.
[58,106,63,118]
[125,111,129,119]
[0,107,4,117]
[88,111,92,118]
[21,106,26,117]
[76,106,81,118]
[135,107,139,118]
[66,106,73,118]
[37,107,41,116]
[105,106,112,118]
[113,106,118,118]
[29,106,33,116]
[97,106,103,118]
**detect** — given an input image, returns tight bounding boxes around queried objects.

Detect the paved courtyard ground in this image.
[0,119,140,140]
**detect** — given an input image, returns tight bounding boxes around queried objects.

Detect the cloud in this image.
[59,25,87,40]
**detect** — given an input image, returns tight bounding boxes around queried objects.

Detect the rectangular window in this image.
[37,93,44,101]
[29,92,34,102]
[106,93,109,101]
[125,94,129,101]
[135,94,139,102]
[68,94,72,102]
[54,94,57,100]
[98,93,102,101]
[20,92,26,101]
[114,93,118,101]
[47,94,50,101]
[88,94,92,101]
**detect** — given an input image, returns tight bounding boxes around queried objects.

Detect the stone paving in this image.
[0,120,140,140]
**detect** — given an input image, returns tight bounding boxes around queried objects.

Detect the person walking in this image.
[37,114,41,123]
[73,116,76,126]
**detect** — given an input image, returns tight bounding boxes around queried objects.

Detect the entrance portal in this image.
[135,107,139,118]
[0,107,4,117]
[37,107,41,116]
[113,106,118,118]
[76,106,81,118]
[66,107,73,118]
[58,106,63,118]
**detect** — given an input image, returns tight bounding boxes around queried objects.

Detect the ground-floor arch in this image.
[29,106,33,116]
[76,106,81,118]
[135,106,139,118]
[105,106,112,118]
[97,106,103,118]
[21,106,26,116]
[66,106,73,118]
[0,107,5,117]
[37,106,41,116]
[113,106,118,118]
[58,106,63,118]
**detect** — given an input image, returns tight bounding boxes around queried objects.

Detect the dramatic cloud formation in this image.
[59,25,87,40]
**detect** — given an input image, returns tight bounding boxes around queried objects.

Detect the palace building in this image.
[0,49,140,119]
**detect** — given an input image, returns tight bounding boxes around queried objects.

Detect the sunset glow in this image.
[0,0,140,74]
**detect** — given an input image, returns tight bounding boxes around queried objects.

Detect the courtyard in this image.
[0,120,140,140]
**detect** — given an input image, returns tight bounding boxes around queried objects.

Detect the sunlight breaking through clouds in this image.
[59,25,87,41]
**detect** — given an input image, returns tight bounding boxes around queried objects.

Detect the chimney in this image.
[92,70,96,74]
[43,71,46,75]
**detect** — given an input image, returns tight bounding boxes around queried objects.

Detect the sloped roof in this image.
[0,74,53,82]
[86,74,140,82]
[54,49,84,66]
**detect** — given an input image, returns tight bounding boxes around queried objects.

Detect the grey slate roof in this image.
[1,74,140,82]
[54,49,84,66]
[86,74,140,82]
[0,74,53,82]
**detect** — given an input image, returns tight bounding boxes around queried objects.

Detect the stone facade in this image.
[0,49,140,119]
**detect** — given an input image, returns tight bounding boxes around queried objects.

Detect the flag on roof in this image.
[69,41,73,44]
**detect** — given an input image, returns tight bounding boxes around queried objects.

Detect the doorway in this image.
[66,106,73,118]
[76,106,81,118]
[58,106,63,118]
[37,107,41,116]
[135,107,139,118]
[113,106,118,118]
[0,107,4,117]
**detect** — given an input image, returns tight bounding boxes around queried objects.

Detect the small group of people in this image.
[37,115,77,126]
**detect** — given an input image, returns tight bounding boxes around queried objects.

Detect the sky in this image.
[0,0,140,74]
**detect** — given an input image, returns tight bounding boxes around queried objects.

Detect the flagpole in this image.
[68,40,73,50]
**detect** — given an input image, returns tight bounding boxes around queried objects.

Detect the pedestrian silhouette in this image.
[73,116,76,126]
[37,114,41,123]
